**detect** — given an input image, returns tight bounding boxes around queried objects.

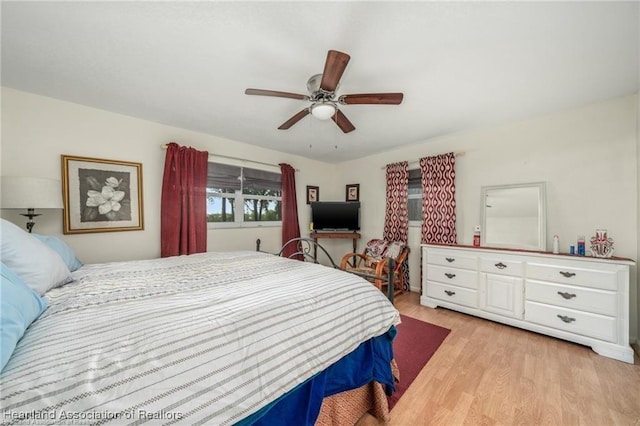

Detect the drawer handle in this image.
[559,271,576,278]
[557,314,576,323]
[444,273,456,279]
[494,262,507,269]
[445,257,455,263]
[557,291,577,300]
[444,290,456,296]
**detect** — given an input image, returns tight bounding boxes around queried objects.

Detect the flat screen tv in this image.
[310,201,360,231]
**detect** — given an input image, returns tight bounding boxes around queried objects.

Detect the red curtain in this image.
[420,152,456,244]
[161,142,209,257]
[279,163,302,260]
[384,161,409,242]
[384,161,410,290]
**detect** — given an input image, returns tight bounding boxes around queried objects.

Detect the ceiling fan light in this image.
[311,102,336,120]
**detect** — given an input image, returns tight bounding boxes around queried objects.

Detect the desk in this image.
[310,231,361,263]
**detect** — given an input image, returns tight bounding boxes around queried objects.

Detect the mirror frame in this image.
[480,182,547,251]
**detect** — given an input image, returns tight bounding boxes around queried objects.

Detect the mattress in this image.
[0,251,399,425]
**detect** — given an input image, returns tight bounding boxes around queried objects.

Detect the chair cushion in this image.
[364,256,380,268]
[384,241,405,260]
[365,239,388,259]
[349,266,376,276]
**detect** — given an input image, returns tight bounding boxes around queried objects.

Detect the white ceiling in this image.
[2,1,638,163]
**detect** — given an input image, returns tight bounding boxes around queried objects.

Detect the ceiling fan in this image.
[244,50,403,133]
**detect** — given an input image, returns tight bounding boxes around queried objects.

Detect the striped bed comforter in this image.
[0,251,400,425]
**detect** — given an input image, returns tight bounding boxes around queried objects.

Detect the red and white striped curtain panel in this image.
[384,161,409,243]
[384,161,410,290]
[420,153,456,244]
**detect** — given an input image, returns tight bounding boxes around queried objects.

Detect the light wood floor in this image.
[361,291,640,426]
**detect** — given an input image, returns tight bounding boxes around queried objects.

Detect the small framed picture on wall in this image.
[346,184,359,202]
[306,185,319,204]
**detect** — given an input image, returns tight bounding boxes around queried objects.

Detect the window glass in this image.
[207,162,282,225]
[207,194,235,222]
[206,163,241,194]
[408,168,422,222]
[242,168,282,194]
[244,199,282,222]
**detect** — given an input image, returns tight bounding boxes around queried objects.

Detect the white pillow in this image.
[32,234,83,272]
[0,219,71,295]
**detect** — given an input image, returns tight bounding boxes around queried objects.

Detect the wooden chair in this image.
[340,239,409,297]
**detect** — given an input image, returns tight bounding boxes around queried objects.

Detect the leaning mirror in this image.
[480,182,546,251]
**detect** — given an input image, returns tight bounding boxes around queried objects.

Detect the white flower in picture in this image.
[105,176,122,188]
[85,176,126,219]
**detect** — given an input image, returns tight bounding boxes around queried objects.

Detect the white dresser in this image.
[421,244,635,363]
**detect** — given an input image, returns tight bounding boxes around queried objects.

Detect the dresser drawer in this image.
[525,301,616,343]
[480,257,523,276]
[426,265,478,290]
[526,280,617,317]
[527,261,617,291]
[426,250,477,270]
[426,281,478,308]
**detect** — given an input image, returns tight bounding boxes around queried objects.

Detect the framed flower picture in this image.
[306,185,319,204]
[61,155,144,234]
[346,184,359,202]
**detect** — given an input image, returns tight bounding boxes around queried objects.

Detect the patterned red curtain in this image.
[420,152,456,244]
[161,142,209,257]
[279,163,302,261]
[384,161,410,290]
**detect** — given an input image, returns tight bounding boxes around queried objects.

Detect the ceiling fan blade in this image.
[332,110,356,133]
[245,88,308,100]
[319,50,350,92]
[278,109,310,130]
[339,93,404,105]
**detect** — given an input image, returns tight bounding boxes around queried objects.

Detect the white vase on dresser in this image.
[421,244,635,363]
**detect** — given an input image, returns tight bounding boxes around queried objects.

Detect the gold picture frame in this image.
[346,183,360,202]
[306,185,319,204]
[61,155,144,234]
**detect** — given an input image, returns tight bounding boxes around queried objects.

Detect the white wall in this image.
[636,92,640,354]
[0,87,338,262]
[338,94,638,343]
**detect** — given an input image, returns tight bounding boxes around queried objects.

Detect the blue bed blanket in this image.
[238,326,397,425]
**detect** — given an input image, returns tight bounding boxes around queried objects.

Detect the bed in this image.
[0,221,400,425]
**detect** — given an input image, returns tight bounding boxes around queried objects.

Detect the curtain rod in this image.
[381,151,465,170]
[160,144,297,170]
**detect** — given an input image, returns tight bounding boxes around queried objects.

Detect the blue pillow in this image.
[1,262,48,372]
[32,234,83,272]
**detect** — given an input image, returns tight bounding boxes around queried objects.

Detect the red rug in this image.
[388,314,450,410]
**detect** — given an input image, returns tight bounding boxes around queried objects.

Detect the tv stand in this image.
[310,231,361,263]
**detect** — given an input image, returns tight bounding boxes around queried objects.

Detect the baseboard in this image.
[632,341,640,359]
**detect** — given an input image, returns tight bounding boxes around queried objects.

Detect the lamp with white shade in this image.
[1,176,63,233]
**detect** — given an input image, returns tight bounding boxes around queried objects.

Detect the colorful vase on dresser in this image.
[590,229,614,258]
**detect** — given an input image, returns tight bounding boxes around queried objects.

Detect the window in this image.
[206,162,282,227]
[408,168,422,225]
